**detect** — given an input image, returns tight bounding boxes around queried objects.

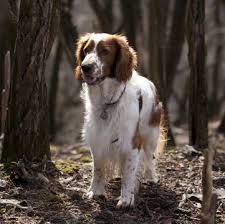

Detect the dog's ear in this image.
[113,35,137,82]
[75,33,91,80]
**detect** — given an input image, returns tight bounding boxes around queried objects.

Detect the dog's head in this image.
[75,33,137,85]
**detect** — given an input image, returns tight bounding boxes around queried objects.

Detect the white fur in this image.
[81,70,160,208]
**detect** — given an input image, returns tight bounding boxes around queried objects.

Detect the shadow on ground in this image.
[0,161,179,224]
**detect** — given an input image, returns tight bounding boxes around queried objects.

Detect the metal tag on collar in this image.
[100,108,108,120]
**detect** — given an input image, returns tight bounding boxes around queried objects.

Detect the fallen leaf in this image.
[215,188,225,199]
[187,194,202,203]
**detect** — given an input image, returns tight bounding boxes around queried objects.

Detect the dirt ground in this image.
[0,134,225,224]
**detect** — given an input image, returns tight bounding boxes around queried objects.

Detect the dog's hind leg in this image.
[143,126,160,183]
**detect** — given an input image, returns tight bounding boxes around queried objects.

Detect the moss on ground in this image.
[54,160,80,175]
[80,156,92,163]
[77,147,89,153]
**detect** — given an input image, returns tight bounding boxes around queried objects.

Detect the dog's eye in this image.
[101,48,109,56]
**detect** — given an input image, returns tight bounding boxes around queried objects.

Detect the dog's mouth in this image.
[82,74,106,85]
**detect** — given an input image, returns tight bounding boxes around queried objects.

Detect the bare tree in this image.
[209,1,223,118]
[174,78,189,125]
[166,1,187,100]
[120,0,142,49]
[88,0,113,33]
[218,113,225,134]
[186,0,208,149]
[148,0,175,146]
[49,0,78,141]
[0,0,17,132]
[2,0,59,162]
[1,52,11,136]
[49,41,62,141]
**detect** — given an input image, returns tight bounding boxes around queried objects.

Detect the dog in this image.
[75,33,165,208]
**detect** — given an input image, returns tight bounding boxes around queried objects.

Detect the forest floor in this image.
[0,128,225,224]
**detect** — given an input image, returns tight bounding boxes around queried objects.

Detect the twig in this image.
[17,160,33,180]
[189,216,201,221]
[37,172,50,184]
[0,199,28,210]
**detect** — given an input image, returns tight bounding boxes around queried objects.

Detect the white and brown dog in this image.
[75,33,165,208]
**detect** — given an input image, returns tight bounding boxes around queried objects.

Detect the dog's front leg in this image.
[116,150,141,208]
[86,154,106,199]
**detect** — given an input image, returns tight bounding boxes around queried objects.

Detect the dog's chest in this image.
[84,82,141,150]
[93,105,121,141]
[86,98,139,151]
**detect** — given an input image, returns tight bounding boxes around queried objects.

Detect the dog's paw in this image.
[86,190,105,199]
[150,175,159,184]
[145,170,159,184]
[86,191,95,199]
[116,195,135,209]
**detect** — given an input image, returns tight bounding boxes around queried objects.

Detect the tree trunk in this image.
[48,0,78,142]
[49,41,62,141]
[218,113,225,134]
[174,78,189,126]
[187,0,208,149]
[148,0,175,147]
[2,0,59,162]
[208,1,222,118]
[0,0,17,133]
[120,0,142,49]
[1,52,11,136]
[166,1,187,99]
[88,0,113,33]
[60,0,78,62]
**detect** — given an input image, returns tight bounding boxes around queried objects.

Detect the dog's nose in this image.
[81,63,93,74]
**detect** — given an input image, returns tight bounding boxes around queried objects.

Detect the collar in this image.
[105,84,126,106]
[99,83,126,120]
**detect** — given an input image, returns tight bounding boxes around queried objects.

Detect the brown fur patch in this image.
[149,101,163,126]
[155,103,168,156]
[112,35,137,82]
[96,39,118,78]
[132,126,144,150]
[83,39,95,54]
[96,35,137,82]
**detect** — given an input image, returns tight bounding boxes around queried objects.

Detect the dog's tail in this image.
[155,103,167,157]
